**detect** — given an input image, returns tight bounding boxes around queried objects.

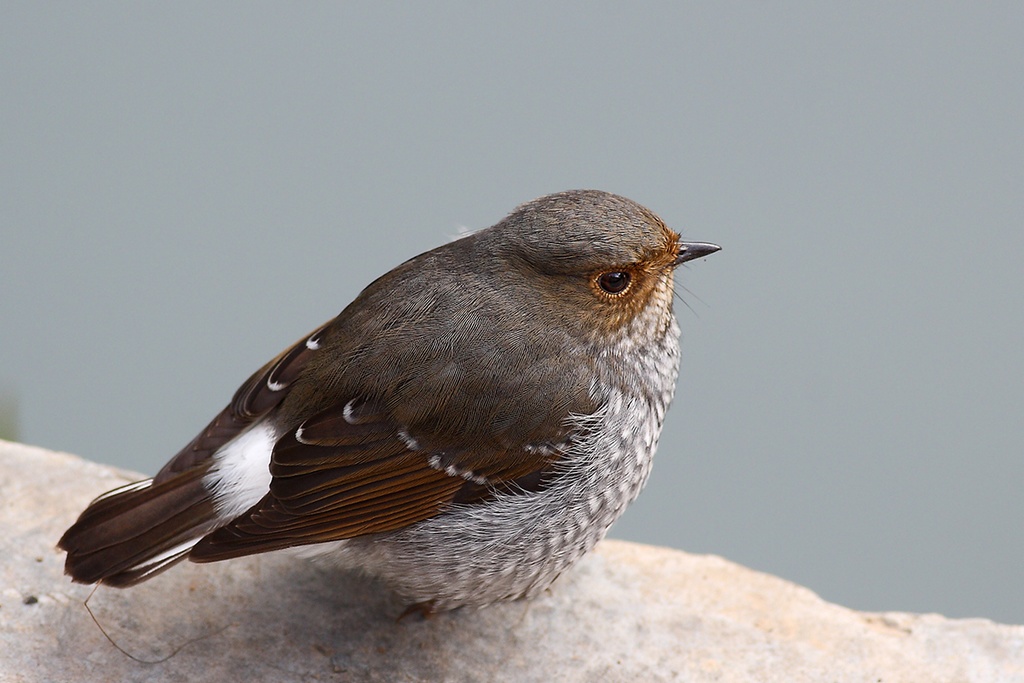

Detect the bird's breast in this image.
[321,310,683,609]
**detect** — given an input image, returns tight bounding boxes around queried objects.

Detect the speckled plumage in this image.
[58,190,718,612]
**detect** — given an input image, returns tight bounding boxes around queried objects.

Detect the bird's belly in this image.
[318,386,668,610]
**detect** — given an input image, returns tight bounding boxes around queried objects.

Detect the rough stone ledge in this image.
[2,438,1021,683]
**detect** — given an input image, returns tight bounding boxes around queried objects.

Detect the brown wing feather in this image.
[154,321,332,482]
[189,399,565,562]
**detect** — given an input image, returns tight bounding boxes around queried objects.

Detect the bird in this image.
[58,189,720,613]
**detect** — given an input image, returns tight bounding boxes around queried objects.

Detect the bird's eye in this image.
[597,271,631,294]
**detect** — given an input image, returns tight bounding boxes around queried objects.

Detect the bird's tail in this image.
[58,468,222,587]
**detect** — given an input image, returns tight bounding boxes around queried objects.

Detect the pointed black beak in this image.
[674,241,721,266]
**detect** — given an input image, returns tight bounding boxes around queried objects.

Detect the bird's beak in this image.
[674,241,721,266]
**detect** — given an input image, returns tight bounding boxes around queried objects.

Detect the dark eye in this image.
[597,271,631,294]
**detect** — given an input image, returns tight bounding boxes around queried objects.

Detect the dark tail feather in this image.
[58,468,221,587]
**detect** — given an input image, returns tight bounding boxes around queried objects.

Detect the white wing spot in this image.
[524,441,564,456]
[428,453,488,485]
[397,428,420,451]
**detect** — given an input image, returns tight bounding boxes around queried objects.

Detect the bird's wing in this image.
[189,397,571,561]
[153,320,332,483]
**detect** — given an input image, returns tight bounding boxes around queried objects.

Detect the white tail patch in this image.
[203,421,277,520]
[124,539,202,582]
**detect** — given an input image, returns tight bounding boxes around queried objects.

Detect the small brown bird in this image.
[59,190,719,612]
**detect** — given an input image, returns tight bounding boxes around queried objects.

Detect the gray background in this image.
[2,3,1021,623]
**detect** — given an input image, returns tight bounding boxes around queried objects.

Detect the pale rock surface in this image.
[1,439,1021,682]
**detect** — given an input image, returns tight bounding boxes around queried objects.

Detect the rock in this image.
[1,439,1021,683]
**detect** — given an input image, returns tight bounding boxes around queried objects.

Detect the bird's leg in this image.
[398,600,439,621]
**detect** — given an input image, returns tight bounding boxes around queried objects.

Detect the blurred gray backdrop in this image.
[2,3,1021,623]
